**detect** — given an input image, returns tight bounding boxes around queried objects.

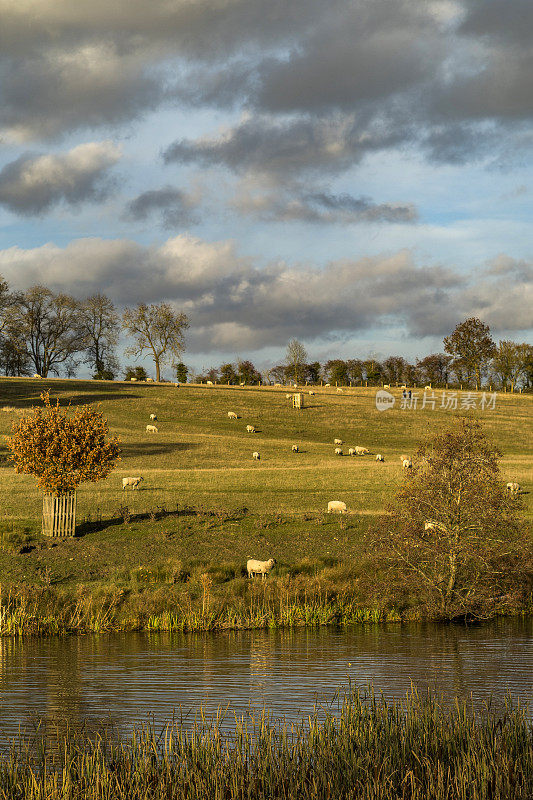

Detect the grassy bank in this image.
[3,688,533,799]
[0,378,531,633]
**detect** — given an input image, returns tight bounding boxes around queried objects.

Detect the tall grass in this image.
[3,688,532,799]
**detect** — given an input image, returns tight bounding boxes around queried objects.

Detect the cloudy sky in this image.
[0,0,532,374]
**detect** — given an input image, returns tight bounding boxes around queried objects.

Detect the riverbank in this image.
[3,688,532,799]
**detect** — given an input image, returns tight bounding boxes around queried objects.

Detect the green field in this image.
[0,377,531,630]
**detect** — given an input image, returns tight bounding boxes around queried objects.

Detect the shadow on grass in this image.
[75,504,247,537]
[120,442,199,458]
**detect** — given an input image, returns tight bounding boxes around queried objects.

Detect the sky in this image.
[0,0,532,377]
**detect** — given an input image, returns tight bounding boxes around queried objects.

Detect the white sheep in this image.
[424,519,444,532]
[336,387,343,393]
[334,447,343,455]
[354,446,369,456]
[327,500,347,513]
[33,373,42,379]
[252,451,260,460]
[375,454,385,462]
[146,377,154,382]
[122,476,144,490]
[506,481,521,496]
[334,438,343,445]
[383,384,390,389]
[206,380,213,385]
[348,447,356,456]
[309,390,315,395]
[146,424,158,433]
[228,411,238,419]
[399,454,409,463]
[246,424,256,433]
[286,393,292,399]
[247,557,276,580]
[402,459,412,469]
[325,383,331,387]
[130,377,138,382]
[149,413,157,421]
[291,444,299,452]
[424,385,432,390]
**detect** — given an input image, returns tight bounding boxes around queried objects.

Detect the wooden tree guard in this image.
[42,492,77,537]
[292,393,304,409]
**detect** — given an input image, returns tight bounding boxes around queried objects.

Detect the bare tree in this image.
[8,286,85,377]
[80,294,120,378]
[122,303,189,382]
[285,339,308,384]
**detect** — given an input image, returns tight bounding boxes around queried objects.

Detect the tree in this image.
[324,359,349,384]
[80,294,120,379]
[123,303,189,383]
[219,362,238,384]
[346,359,364,384]
[369,419,531,619]
[444,318,496,388]
[305,361,322,384]
[416,353,452,387]
[285,339,308,384]
[491,341,531,392]
[7,286,85,377]
[237,359,262,384]
[382,356,408,385]
[7,392,120,496]
[175,362,189,383]
[363,358,382,385]
[124,365,148,381]
[0,325,32,377]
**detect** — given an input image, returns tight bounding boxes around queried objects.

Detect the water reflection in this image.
[0,619,530,745]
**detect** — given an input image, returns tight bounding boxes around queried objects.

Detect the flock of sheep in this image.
[116,389,525,581]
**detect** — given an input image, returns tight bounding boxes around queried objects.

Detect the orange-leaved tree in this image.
[7,392,120,495]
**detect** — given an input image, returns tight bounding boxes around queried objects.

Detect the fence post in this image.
[42,492,76,537]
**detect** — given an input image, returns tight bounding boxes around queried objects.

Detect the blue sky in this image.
[0,0,531,377]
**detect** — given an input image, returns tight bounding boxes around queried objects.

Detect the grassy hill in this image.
[0,377,530,631]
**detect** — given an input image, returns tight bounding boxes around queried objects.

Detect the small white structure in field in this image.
[292,393,304,409]
[328,500,347,513]
[122,476,144,490]
[252,451,260,460]
[146,424,158,433]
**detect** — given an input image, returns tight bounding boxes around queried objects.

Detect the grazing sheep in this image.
[402,459,412,469]
[206,380,213,385]
[399,454,409,463]
[122,476,144,490]
[149,413,157,421]
[247,557,276,580]
[348,447,356,456]
[291,444,299,452]
[309,390,315,395]
[334,447,343,455]
[336,387,344,393]
[354,446,369,455]
[383,384,390,389]
[33,373,42,379]
[328,500,347,513]
[246,424,256,433]
[325,383,331,387]
[334,438,343,445]
[146,424,158,433]
[146,377,154,382]
[424,385,432,390]
[252,451,260,460]
[227,411,238,419]
[130,377,138,382]
[286,393,292,399]
[506,481,521,496]
[375,454,385,462]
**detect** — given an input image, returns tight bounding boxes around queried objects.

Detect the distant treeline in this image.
[0,275,531,391]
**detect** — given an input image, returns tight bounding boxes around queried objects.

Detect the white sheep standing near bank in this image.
[506,481,521,496]
[252,451,260,460]
[327,500,347,513]
[247,558,276,580]
[146,424,158,433]
[122,476,144,490]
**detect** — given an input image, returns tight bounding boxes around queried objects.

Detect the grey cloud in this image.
[234,184,418,223]
[163,114,406,177]
[126,186,199,228]
[1,234,528,352]
[0,142,121,215]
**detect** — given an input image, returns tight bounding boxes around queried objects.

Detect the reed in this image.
[2,688,532,799]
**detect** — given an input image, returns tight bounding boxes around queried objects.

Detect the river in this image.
[0,618,531,744]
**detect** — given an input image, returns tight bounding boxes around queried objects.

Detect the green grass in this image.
[0,377,531,630]
[2,687,532,799]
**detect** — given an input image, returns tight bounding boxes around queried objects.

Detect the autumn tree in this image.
[123,303,189,382]
[416,353,452,387]
[382,356,408,385]
[369,419,531,619]
[80,294,120,379]
[237,359,262,384]
[324,359,348,385]
[444,317,496,388]
[491,340,531,392]
[7,286,86,377]
[219,362,238,384]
